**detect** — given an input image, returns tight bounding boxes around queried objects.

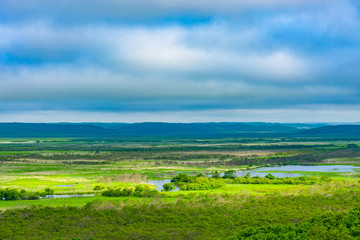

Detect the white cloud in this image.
[0,0,359,120]
[0,22,311,82]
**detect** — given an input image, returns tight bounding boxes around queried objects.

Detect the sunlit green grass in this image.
[0,195,179,211]
[0,137,359,209]
[164,183,312,197]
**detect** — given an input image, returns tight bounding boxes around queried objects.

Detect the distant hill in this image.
[298,125,360,137]
[0,123,115,137]
[113,122,299,135]
[0,122,301,138]
[0,122,358,138]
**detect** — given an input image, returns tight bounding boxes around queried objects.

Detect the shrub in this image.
[26,193,40,200]
[93,185,104,191]
[0,188,23,200]
[134,184,158,197]
[171,173,193,183]
[44,188,55,195]
[0,188,58,201]
[265,173,276,180]
[211,171,221,179]
[223,170,236,179]
[231,176,321,185]
[102,184,158,198]
[163,183,176,191]
[180,177,225,191]
[121,187,134,196]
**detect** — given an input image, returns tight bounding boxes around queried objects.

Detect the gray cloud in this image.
[0,0,360,121]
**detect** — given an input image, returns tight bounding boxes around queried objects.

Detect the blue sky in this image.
[0,0,360,122]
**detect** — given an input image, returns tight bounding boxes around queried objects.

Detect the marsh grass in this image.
[1,137,360,207]
[99,173,147,183]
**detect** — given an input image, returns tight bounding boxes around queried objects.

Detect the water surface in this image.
[255,165,360,172]
[148,179,179,192]
[42,194,95,199]
[235,171,302,178]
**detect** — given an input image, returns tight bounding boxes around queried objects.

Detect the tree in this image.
[223,170,236,179]
[163,183,176,191]
[265,173,276,180]
[211,171,221,179]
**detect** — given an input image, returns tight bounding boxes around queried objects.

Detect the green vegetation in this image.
[102,184,158,197]
[162,182,176,191]
[0,136,360,239]
[1,180,360,239]
[0,187,55,200]
[229,207,360,239]
[231,175,323,185]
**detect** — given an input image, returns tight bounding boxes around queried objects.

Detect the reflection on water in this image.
[147,165,360,191]
[207,172,302,178]
[256,165,360,172]
[148,179,180,192]
[235,171,302,178]
[41,194,95,199]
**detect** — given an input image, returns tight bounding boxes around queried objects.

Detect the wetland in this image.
[1,135,360,239]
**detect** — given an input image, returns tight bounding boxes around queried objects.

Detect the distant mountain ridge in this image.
[0,123,115,137]
[299,125,360,136]
[114,122,299,135]
[0,122,358,138]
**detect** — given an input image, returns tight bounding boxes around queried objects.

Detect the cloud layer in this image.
[0,0,360,122]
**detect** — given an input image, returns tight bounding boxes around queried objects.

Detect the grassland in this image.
[1,137,360,239]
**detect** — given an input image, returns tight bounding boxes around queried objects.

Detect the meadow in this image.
[1,137,360,239]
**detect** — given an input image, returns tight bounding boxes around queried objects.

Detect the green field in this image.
[1,137,360,239]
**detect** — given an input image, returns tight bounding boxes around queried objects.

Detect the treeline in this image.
[231,175,328,185]
[164,173,324,191]
[169,173,226,191]
[0,188,54,200]
[102,184,158,197]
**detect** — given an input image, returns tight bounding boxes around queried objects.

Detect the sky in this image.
[0,0,360,123]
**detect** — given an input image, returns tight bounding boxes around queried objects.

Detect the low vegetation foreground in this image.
[1,129,360,239]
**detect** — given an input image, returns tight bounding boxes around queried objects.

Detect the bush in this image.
[0,188,23,200]
[134,184,158,197]
[26,193,40,200]
[44,188,55,195]
[229,207,360,239]
[163,183,176,191]
[223,170,236,179]
[231,176,321,185]
[170,174,226,191]
[171,173,193,183]
[121,187,134,196]
[102,184,158,197]
[0,188,57,201]
[180,177,225,191]
[265,173,276,180]
[93,185,104,191]
[211,171,221,179]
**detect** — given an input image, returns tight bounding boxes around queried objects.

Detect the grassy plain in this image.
[1,137,360,239]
